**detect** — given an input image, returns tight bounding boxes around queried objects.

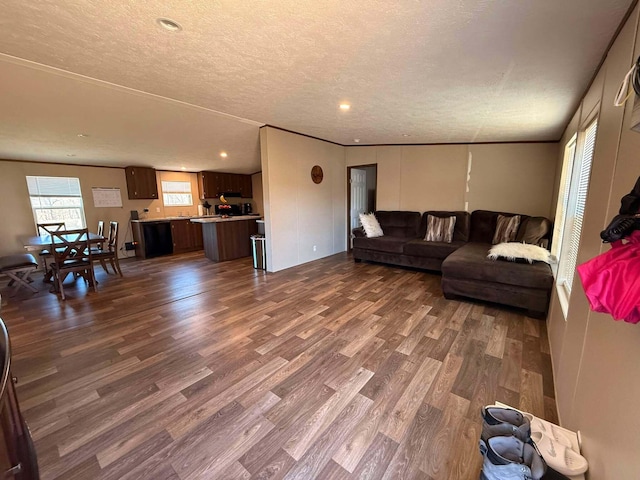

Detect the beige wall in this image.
[251,172,264,216]
[0,163,227,258]
[0,160,139,257]
[346,143,558,216]
[260,127,346,272]
[546,5,640,478]
[468,143,559,217]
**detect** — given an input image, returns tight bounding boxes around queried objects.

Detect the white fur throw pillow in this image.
[487,242,552,264]
[359,213,384,238]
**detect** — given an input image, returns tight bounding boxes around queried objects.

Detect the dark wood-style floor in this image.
[0,251,556,480]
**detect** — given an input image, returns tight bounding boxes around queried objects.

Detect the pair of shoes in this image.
[480,406,588,477]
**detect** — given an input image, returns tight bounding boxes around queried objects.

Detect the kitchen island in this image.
[191,216,259,262]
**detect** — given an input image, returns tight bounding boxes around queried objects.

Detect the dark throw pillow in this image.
[492,214,521,245]
[424,215,456,243]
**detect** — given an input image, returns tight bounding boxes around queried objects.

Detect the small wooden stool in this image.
[0,254,38,295]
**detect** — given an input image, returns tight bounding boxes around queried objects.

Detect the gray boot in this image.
[481,406,531,443]
[479,436,546,480]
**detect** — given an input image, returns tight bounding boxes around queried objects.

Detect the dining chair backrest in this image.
[96,221,105,249]
[50,228,91,264]
[107,221,119,251]
[37,222,66,236]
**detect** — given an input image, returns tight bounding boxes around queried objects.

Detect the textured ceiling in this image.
[0,0,633,171]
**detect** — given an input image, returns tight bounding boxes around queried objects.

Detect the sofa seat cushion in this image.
[442,243,553,289]
[353,236,407,254]
[403,240,465,259]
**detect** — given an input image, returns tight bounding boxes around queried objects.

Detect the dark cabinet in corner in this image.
[198,172,253,199]
[125,166,158,200]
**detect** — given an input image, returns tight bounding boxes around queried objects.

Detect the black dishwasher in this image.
[142,221,173,258]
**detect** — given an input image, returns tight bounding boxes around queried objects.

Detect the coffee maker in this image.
[242,203,252,215]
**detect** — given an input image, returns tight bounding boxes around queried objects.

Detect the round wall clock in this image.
[311,165,324,184]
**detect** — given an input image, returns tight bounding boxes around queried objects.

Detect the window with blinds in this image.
[26,176,86,230]
[556,118,598,300]
[161,180,193,206]
[551,135,577,262]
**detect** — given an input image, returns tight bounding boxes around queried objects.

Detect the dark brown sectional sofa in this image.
[352,210,554,318]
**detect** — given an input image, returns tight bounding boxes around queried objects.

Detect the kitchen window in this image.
[26,176,86,230]
[162,180,193,207]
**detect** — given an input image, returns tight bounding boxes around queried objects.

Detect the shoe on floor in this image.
[479,435,547,480]
[481,406,531,443]
[530,431,588,476]
[522,412,573,448]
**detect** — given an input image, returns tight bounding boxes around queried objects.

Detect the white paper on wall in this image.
[92,187,122,208]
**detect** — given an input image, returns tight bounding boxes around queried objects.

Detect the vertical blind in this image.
[558,118,598,293]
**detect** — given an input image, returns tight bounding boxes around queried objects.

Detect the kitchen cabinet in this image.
[125,166,158,200]
[197,172,254,199]
[171,219,204,253]
[240,175,253,198]
[198,218,258,262]
[198,172,217,200]
[132,219,204,259]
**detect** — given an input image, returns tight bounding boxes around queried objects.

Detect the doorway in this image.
[347,164,377,250]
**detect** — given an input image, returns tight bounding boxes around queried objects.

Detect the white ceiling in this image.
[0,0,633,173]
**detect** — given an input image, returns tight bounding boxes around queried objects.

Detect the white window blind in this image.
[162,180,193,206]
[26,176,86,230]
[557,118,598,295]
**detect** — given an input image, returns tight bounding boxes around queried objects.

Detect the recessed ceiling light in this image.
[220,152,228,158]
[157,18,182,32]
[353,139,361,143]
[77,133,89,138]
[339,104,351,111]
[402,134,411,137]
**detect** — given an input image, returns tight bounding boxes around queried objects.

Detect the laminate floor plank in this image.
[0,252,558,479]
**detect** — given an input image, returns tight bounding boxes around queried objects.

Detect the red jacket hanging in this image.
[577,230,640,324]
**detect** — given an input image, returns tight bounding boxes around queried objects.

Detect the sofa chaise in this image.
[352,209,553,317]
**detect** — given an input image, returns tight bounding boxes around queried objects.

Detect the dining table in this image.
[21,232,106,284]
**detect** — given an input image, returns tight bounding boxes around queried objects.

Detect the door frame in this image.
[347,164,378,252]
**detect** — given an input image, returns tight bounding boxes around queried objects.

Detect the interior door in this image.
[350,168,368,248]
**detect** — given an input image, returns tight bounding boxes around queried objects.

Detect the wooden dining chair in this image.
[92,221,122,277]
[50,228,96,300]
[35,222,66,281]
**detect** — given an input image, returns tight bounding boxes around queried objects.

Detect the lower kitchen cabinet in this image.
[172,219,203,254]
[132,219,204,259]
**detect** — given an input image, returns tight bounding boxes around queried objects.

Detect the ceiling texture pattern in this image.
[0,0,633,172]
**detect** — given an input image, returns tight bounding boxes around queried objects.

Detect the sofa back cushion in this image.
[375,211,421,238]
[470,210,531,244]
[516,217,552,246]
[420,211,470,242]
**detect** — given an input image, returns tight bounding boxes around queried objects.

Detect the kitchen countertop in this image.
[190,215,262,223]
[132,214,261,223]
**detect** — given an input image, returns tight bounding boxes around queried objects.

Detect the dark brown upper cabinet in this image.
[125,166,158,200]
[198,172,254,199]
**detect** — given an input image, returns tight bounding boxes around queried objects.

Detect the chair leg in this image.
[99,259,110,275]
[88,266,97,292]
[56,271,66,300]
[111,257,123,277]
[5,269,38,294]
